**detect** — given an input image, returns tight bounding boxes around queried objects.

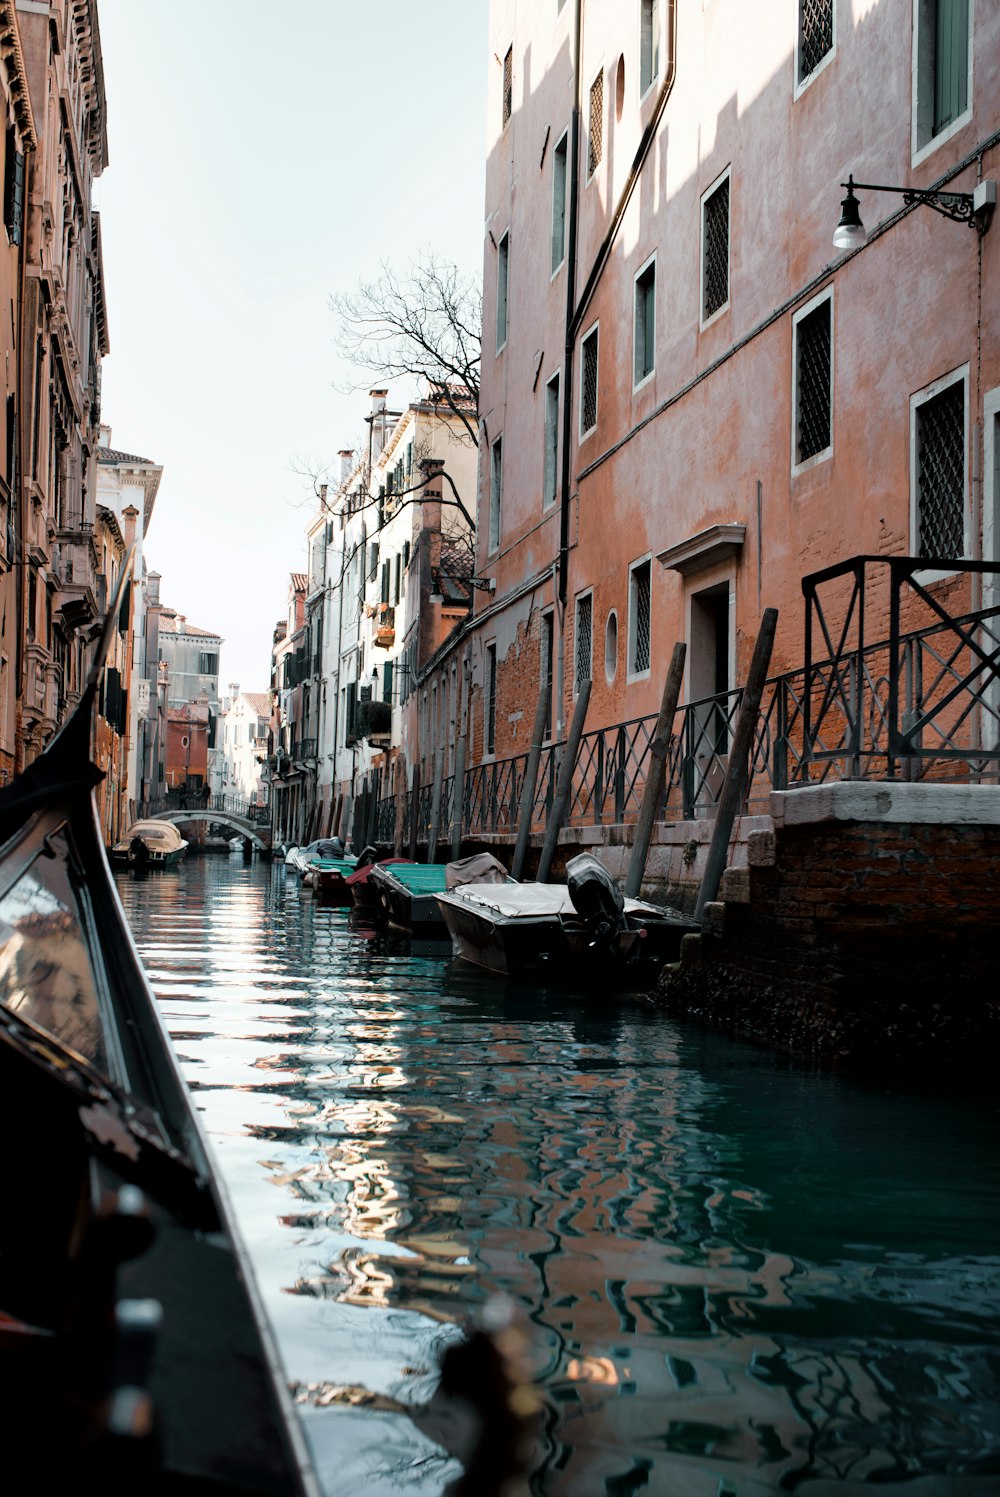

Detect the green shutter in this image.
[934,0,969,135]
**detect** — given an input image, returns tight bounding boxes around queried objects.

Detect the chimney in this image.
[369,389,390,460]
[98,424,111,450]
[338,449,353,485]
[146,571,161,606]
[122,504,139,551]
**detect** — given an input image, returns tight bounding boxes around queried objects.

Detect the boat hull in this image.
[436,886,698,985]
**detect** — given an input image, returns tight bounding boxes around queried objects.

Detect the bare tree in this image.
[331,252,481,448]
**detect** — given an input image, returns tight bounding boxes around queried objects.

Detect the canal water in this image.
[115,855,1000,1496]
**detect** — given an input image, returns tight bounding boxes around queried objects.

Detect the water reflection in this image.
[117,858,1000,1495]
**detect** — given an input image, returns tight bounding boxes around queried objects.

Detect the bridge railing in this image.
[138,792,271,827]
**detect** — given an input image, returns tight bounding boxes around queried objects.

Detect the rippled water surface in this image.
[116,856,1000,1496]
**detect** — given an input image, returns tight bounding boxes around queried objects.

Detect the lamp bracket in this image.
[842,176,995,235]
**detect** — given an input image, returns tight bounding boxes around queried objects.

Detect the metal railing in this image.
[301,558,1000,850]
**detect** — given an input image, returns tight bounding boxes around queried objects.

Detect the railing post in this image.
[613,726,626,824]
[512,686,549,881]
[773,678,788,792]
[625,642,686,898]
[695,608,778,921]
[537,679,591,883]
[593,732,605,824]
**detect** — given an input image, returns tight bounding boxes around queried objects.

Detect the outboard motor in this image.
[566,852,625,947]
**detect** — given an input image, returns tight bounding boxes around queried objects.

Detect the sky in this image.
[94,0,487,690]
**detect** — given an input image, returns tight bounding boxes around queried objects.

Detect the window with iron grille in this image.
[640,0,660,96]
[541,611,554,740]
[544,372,560,508]
[915,0,970,150]
[793,293,832,467]
[634,257,656,386]
[588,70,604,177]
[489,436,503,552]
[798,0,834,85]
[629,560,651,676]
[502,47,513,127]
[915,375,966,559]
[580,325,599,436]
[496,230,509,352]
[575,593,592,694]
[486,643,497,754]
[552,132,568,273]
[701,172,730,323]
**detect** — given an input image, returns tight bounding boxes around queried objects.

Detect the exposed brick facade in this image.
[660,814,1000,1071]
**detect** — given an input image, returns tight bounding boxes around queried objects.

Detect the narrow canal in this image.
[116,856,1000,1496]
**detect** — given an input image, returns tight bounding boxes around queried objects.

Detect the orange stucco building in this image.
[430,0,999,775]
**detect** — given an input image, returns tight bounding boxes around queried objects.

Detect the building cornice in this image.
[1,2,36,150]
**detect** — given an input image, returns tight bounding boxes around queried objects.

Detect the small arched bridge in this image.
[137,793,272,852]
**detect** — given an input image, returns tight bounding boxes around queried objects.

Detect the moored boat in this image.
[435,855,698,984]
[110,819,188,868]
[0,588,318,1495]
[368,861,452,935]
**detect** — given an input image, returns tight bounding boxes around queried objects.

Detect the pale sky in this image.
[94,0,487,690]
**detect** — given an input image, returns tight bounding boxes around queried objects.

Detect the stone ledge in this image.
[771,782,1000,828]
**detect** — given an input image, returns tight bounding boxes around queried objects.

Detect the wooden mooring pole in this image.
[426,748,445,864]
[511,685,550,881]
[694,608,778,922]
[451,738,467,860]
[624,641,687,898]
[536,679,591,884]
[408,762,421,862]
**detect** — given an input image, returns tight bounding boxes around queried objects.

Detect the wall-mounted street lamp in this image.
[833,173,996,252]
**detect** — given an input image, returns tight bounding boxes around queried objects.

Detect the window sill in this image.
[912,107,974,170]
[632,368,655,395]
[791,444,833,479]
[699,300,730,333]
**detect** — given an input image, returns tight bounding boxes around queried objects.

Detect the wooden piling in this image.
[393,756,407,857]
[511,685,550,881]
[536,679,591,884]
[426,748,445,864]
[451,738,467,860]
[624,642,687,898]
[694,608,778,921]
[408,762,421,861]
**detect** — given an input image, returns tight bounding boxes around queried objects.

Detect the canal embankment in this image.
[657,782,1000,1071]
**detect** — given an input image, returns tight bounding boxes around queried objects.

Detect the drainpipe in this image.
[556,0,584,738]
[556,0,678,729]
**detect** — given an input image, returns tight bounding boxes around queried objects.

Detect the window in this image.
[797,0,834,87]
[380,560,390,604]
[575,593,593,694]
[369,540,379,580]
[551,132,568,273]
[914,0,971,157]
[640,0,661,96]
[912,368,967,562]
[496,230,509,352]
[199,652,218,675]
[486,643,497,755]
[544,372,560,508]
[489,436,503,552]
[588,70,604,178]
[580,325,599,437]
[792,291,833,470]
[634,256,656,387]
[605,611,619,684]
[541,611,554,740]
[393,553,401,604]
[701,169,730,324]
[3,125,24,246]
[502,46,513,127]
[628,559,652,678]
